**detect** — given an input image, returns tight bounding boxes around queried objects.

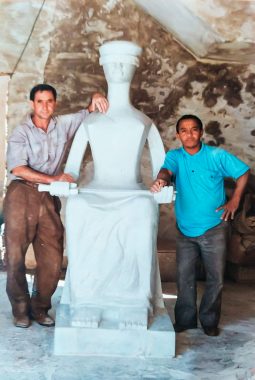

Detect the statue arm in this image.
[64,123,89,180]
[147,123,166,179]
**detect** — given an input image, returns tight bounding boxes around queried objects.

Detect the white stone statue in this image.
[40,41,173,331]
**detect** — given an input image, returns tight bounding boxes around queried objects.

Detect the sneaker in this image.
[14,315,30,328]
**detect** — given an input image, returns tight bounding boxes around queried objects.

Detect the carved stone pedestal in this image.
[54,304,175,358]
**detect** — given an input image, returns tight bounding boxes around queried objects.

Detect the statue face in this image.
[103,62,136,83]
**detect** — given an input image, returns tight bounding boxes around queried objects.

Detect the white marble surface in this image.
[60,43,168,331]
[54,304,175,357]
[0,272,255,379]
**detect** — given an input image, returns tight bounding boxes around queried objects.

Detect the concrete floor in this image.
[0,272,255,380]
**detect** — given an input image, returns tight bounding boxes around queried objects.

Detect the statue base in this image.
[54,304,175,358]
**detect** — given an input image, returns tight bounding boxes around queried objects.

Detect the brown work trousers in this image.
[3,180,64,318]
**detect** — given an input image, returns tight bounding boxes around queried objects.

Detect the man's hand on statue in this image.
[88,92,109,113]
[150,179,167,193]
[216,197,240,221]
[53,173,76,183]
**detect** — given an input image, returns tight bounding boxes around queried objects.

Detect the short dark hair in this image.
[176,114,203,133]
[30,84,57,101]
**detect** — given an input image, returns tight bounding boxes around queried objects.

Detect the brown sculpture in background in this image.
[227,175,255,268]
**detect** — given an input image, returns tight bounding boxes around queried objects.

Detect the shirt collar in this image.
[26,114,57,133]
[181,141,204,157]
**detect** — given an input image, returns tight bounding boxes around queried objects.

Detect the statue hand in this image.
[88,92,108,113]
[38,181,78,197]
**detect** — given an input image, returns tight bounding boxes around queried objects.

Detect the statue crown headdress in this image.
[99,40,142,67]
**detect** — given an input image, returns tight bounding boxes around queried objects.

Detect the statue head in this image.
[99,40,142,83]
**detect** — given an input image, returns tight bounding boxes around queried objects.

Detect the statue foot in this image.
[71,306,102,328]
[118,307,148,330]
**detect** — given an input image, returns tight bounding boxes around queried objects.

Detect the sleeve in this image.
[218,149,250,179]
[60,109,89,139]
[161,150,178,174]
[7,127,28,173]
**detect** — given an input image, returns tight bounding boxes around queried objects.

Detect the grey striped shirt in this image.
[7,110,89,181]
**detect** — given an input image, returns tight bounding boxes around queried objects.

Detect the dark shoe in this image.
[202,326,220,336]
[31,313,55,327]
[14,315,30,328]
[174,323,197,333]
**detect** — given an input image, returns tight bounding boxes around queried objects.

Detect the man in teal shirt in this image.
[151,114,249,336]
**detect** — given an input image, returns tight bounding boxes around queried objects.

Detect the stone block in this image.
[54,304,175,358]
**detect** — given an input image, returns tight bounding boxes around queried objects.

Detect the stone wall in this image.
[0,76,9,223]
[7,0,57,134]
[2,0,255,240]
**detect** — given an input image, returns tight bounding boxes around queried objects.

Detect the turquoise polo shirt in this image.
[162,143,249,237]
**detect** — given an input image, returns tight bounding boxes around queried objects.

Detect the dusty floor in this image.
[0,272,255,380]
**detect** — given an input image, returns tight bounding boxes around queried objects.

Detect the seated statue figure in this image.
[59,41,169,329]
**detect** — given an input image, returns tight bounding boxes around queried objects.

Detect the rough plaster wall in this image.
[134,0,255,63]
[182,0,255,42]
[0,0,45,74]
[0,76,9,222]
[4,0,255,240]
[7,0,57,134]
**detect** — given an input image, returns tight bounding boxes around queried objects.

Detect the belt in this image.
[16,180,39,189]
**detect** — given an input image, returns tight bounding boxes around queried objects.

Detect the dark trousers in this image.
[3,181,64,318]
[174,222,228,328]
